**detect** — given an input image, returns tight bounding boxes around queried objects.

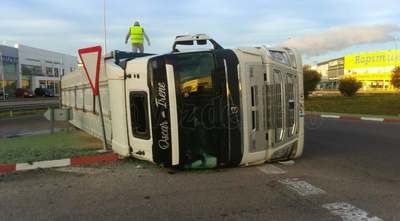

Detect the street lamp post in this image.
[53,60,56,95]
[59,56,63,107]
[96,0,109,151]
[0,52,6,101]
[103,0,107,54]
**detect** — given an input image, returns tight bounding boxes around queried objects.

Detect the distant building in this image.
[344,49,400,91]
[0,44,77,96]
[314,57,344,90]
[315,49,400,91]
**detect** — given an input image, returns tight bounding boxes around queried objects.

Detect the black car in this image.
[34,88,55,97]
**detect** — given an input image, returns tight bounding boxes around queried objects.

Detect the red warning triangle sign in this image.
[78,46,102,96]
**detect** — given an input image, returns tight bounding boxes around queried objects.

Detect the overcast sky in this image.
[1,0,399,64]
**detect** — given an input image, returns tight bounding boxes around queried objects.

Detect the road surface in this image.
[0,117,399,220]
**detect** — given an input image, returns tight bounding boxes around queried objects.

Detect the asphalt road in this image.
[0,118,399,221]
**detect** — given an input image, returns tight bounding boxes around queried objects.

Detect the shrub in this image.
[391,66,400,90]
[303,65,321,98]
[338,76,362,97]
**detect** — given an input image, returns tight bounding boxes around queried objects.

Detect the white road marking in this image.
[279,178,326,196]
[321,114,340,119]
[257,164,286,175]
[323,202,383,221]
[16,159,71,171]
[360,117,384,122]
[278,160,295,166]
[54,166,111,174]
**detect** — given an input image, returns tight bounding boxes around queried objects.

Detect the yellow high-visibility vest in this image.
[130,26,144,44]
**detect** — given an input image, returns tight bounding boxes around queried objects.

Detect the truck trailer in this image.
[61,34,304,168]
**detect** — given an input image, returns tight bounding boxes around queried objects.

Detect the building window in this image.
[25,58,40,62]
[21,64,43,76]
[2,62,17,79]
[21,80,30,89]
[54,68,59,77]
[0,80,17,96]
[46,67,53,75]
[39,80,46,88]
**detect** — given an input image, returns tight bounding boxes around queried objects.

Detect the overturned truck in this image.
[61,34,304,169]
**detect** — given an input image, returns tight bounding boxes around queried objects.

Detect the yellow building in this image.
[344,50,400,91]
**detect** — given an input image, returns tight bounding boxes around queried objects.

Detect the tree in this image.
[338,76,362,97]
[303,65,322,98]
[391,66,400,90]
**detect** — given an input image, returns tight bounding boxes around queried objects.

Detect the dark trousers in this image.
[131,43,144,53]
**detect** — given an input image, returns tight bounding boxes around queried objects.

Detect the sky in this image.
[0,0,400,64]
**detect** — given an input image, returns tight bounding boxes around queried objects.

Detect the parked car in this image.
[35,88,55,97]
[44,88,55,97]
[34,88,45,96]
[0,90,9,100]
[15,88,34,98]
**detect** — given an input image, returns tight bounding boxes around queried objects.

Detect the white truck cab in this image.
[62,34,304,169]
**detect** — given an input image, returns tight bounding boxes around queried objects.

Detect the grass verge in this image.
[0,130,102,164]
[305,94,400,116]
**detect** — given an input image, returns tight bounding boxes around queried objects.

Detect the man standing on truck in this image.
[125,21,151,53]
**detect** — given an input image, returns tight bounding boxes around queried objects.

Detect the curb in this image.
[0,153,119,175]
[305,113,400,123]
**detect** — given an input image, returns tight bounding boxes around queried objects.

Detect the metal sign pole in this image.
[97,88,108,151]
[0,52,6,101]
[78,46,108,151]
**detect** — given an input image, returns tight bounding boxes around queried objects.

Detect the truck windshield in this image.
[174,52,218,169]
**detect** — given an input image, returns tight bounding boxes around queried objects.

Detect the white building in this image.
[314,57,344,90]
[0,43,77,96]
[16,44,77,95]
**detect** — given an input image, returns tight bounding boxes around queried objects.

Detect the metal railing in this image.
[0,99,59,117]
